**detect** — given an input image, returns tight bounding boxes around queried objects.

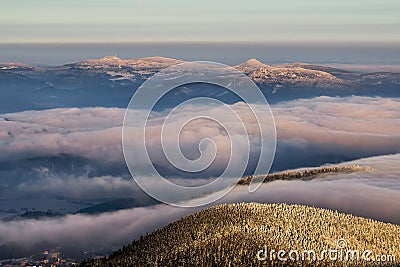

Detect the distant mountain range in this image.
[1,56,399,113]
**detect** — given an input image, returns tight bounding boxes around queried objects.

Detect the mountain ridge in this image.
[0,56,365,89]
[235,58,349,89]
[1,56,399,114]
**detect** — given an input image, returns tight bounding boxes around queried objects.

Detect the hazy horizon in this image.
[1,42,400,66]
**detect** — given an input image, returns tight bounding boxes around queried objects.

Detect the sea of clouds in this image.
[0,96,399,258]
[0,96,399,197]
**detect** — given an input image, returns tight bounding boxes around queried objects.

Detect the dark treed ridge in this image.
[238,165,373,185]
[81,203,400,267]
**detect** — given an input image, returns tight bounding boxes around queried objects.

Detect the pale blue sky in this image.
[1,0,399,43]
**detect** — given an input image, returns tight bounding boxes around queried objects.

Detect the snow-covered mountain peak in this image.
[245,58,267,66]
[234,60,348,88]
[236,58,270,70]
[100,55,122,61]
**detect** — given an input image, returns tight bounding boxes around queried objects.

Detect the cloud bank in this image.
[272,96,400,169]
[1,96,399,165]
[1,96,400,200]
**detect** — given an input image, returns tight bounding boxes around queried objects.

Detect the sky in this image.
[1,0,400,43]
